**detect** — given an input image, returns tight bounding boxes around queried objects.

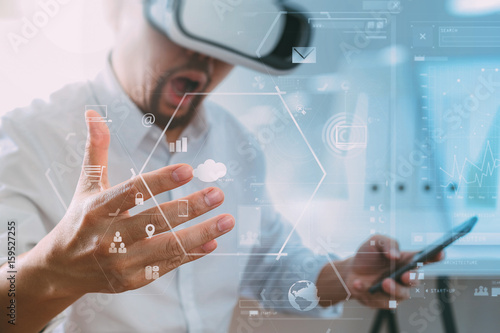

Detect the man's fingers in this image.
[400,271,412,286]
[78,110,111,192]
[371,235,400,260]
[176,214,234,252]
[381,278,410,301]
[182,240,218,262]
[144,214,234,262]
[103,164,194,213]
[140,241,218,283]
[353,278,409,309]
[352,279,365,292]
[127,187,224,241]
[425,250,445,263]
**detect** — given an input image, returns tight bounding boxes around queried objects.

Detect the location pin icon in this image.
[146,224,155,238]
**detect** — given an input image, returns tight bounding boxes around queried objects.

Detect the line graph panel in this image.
[440,140,499,207]
[419,59,500,208]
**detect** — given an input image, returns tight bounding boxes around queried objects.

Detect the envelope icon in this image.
[292,47,316,64]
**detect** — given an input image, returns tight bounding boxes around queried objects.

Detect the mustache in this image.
[146,56,212,130]
[150,57,212,108]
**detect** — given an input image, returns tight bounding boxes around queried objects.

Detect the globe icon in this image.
[288,280,320,311]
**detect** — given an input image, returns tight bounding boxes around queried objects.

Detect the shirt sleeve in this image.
[0,114,56,265]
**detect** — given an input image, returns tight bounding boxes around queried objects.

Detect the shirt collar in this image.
[88,55,210,154]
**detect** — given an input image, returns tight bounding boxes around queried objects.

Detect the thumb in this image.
[78,110,111,193]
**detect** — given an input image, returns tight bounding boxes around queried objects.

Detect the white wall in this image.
[0,0,113,114]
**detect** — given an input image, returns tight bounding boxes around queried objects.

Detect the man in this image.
[0,1,441,332]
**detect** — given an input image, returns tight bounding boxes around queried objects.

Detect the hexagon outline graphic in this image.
[257,12,352,299]
[138,90,323,260]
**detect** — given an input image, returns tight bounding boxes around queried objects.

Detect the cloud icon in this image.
[193,159,227,183]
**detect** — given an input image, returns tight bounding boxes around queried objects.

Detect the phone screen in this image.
[369,216,478,294]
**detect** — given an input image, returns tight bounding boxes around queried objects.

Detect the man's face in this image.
[117,11,234,130]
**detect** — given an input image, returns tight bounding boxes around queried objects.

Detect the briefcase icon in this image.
[292,47,316,64]
[135,193,144,205]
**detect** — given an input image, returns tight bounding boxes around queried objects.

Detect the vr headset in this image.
[144,0,311,75]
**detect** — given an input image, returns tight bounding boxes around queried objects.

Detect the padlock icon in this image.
[135,192,144,206]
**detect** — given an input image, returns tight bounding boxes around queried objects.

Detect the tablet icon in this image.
[292,47,316,64]
[178,200,189,217]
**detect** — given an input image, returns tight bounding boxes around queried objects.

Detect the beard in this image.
[147,57,212,130]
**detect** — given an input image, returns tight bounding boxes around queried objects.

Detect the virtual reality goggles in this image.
[144,0,311,75]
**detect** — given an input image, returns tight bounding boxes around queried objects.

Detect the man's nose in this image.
[187,51,215,72]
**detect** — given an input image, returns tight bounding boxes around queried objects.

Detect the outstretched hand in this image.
[1,110,236,333]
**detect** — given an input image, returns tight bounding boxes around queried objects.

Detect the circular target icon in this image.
[322,113,367,158]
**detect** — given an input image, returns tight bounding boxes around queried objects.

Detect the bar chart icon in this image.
[169,137,188,153]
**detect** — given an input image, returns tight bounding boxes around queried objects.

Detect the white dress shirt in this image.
[0,59,341,332]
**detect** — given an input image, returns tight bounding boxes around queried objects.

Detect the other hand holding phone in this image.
[368,216,478,294]
[339,234,445,309]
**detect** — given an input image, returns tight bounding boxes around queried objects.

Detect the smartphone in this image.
[369,216,478,294]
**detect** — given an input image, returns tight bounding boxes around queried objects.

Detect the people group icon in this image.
[113,231,122,242]
[118,242,127,253]
[474,286,489,296]
[109,231,126,254]
[145,266,160,280]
